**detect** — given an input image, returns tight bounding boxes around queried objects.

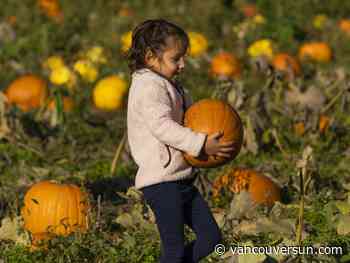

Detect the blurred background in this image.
[1,0,350,262]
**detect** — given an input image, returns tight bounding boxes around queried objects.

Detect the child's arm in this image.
[139,78,206,157]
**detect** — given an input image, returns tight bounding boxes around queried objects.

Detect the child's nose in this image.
[178,58,185,69]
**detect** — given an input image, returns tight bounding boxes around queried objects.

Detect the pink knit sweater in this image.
[127,68,207,189]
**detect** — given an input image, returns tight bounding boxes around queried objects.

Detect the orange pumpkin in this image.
[272,53,301,78]
[338,19,350,35]
[210,52,241,79]
[48,96,74,112]
[212,168,281,207]
[183,99,243,168]
[21,181,90,246]
[240,4,258,18]
[4,74,48,112]
[118,7,134,17]
[319,114,331,134]
[6,16,17,26]
[38,0,63,23]
[294,122,306,136]
[298,42,332,63]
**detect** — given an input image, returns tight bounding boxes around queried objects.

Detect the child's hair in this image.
[127,19,189,73]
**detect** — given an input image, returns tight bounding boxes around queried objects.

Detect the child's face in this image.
[146,39,186,80]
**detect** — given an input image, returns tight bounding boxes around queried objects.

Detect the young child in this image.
[126,19,235,263]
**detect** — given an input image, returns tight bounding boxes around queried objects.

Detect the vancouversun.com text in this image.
[214,244,343,257]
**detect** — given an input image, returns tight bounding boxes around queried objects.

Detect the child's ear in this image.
[145,49,156,65]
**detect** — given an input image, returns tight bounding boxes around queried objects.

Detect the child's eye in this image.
[173,56,185,62]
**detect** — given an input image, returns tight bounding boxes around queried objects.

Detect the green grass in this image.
[1,0,350,262]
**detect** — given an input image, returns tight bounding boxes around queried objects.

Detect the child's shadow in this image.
[85,176,134,204]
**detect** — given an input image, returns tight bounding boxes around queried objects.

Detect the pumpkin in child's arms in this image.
[183,99,243,168]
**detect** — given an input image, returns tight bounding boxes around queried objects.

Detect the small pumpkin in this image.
[92,75,128,111]
[312,14,328,30]
[73,59,99,83]
[49,66,73,86]
[240,4,258,18]
[248,39,274,60]
[210,52,241,79]
[48,96,74,112]
[6,16,17,26]
[38,0,63,23]
[120,31,132,53]
[272,53,301,79]
[338,19,350,35]
[118,6,134,17]
[183,99,243,168]
[21,181,90,247]
[294,122,306,136]
[188,31,208,57]
[298,42,332,63]
[319,114,331,134]
[212,168,281,207]
[4,74,48,112]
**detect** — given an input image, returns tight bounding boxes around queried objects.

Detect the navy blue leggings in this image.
[141,178,222,263]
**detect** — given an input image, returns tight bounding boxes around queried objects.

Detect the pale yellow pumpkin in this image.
[188,31,208,57]
[92,75,128,111]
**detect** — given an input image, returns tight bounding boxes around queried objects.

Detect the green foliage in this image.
[1,0,350,262]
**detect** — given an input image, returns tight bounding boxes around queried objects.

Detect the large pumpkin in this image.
[4,74,48,112]
[183,99,243,168]
[210,52,241,79]
[212,168,281,207]
[21,181,90,245]
[298,42,332,63]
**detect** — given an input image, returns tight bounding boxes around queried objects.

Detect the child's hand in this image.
[203,132,235,158]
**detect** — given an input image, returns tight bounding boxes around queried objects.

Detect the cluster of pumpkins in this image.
[12,2,306,249]
[3,73,128,113]
[208,41,333,81]
[20,98,282,249]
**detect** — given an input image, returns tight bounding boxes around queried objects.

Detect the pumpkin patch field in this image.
[1,0,350,262]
